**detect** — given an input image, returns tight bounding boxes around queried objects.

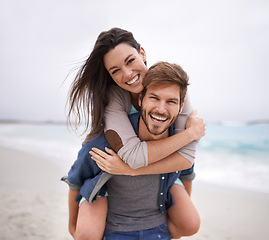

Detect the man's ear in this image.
[140,47,147,62]
[138,93,143,107]
[179,99,185,114]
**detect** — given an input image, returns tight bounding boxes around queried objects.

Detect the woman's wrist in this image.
[184,128,196,142]
[126,166,137,176]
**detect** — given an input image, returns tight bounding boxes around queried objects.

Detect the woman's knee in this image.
[75,230,102,240]
[180,212,200,236]
[75,198,107,240]
[170,219,200,239]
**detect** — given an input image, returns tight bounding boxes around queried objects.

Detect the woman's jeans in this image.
[102,223,171,240]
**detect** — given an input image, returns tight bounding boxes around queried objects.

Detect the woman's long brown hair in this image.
[67,28,141,139]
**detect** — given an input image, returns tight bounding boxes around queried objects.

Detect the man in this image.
[63,62,203,239]
[91,62,201,239]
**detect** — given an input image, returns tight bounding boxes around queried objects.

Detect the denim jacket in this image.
[62,113,194,213]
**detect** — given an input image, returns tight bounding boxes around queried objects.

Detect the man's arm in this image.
[68,190,79,238]
[63,135,109,238]
[179,168,195,196]
[181,180,192,196]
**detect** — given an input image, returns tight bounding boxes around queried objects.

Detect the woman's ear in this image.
[140,47,147,62]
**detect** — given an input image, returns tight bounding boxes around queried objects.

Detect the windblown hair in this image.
[67,28,141,137]
[142,62,189,108]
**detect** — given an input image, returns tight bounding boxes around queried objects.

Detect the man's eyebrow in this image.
[148,92,179,102]
[167,97,179,102]
[148,92,158,97]
[108,54,133,72]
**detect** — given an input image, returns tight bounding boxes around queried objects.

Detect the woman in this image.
[67,28,205,239]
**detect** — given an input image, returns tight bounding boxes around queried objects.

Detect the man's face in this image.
[140,83,181,136]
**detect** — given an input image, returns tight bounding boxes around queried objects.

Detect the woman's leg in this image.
[167,184,200,239]
[75,196,108,240]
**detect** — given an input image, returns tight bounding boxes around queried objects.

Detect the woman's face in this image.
[104,43,147,94]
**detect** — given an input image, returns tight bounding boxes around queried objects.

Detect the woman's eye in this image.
[127,58,135,64]
[112,69,119,75]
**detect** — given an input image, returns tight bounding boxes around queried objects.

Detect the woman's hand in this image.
[90,147,133,175]
[186,110,206,141]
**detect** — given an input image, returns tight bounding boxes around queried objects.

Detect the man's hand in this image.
[90,147,133,175]
[186,110,206,141]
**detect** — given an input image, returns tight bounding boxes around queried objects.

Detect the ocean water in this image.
[0,123,84,173]
[0,122,268,194]
[196,123,269,193]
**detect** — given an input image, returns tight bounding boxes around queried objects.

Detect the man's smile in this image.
[150,113,169,123]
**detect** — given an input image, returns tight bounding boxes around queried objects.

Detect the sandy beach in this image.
[0,146,72,240]
[1,146,269,240]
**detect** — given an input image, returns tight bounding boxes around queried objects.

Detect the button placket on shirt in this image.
[159,176,165,212]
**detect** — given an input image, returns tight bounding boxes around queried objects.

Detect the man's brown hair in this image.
[142,62,189,107]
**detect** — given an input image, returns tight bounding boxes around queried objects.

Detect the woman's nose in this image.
[123,66,132,78]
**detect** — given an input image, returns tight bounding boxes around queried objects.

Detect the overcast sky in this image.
[0,0,268,123]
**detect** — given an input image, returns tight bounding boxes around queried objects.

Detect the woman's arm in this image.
[104,86,148,169]
[146,93,201,165]
[90,147,192,175]
[105,86,204,169]
[146,109,205,165]
[172,93,198,164]
[91,148,196,195]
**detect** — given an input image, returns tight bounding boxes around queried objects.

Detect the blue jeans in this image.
[102,223,171,240]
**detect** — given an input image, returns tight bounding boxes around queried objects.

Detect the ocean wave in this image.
[196,151,269,194]
[0,123,269,194]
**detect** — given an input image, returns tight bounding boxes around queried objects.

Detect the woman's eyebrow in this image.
[124,54,133,63]
[108,65,118,72]
[108,54,133,72]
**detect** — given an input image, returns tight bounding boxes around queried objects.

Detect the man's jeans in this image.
[102,223,171,240]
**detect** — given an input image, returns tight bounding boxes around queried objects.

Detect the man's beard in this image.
[141,108,175,136]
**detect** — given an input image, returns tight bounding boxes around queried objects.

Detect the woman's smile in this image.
[104,43,147,94]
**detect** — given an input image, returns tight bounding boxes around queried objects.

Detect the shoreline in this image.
[194,179,269,199]
[1,146,269,239]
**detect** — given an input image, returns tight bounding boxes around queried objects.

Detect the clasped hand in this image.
[90,147,132,175]
[186,110,206,141]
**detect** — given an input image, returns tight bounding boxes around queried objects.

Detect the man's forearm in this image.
[68,190,79,238]
[182,180,192,196]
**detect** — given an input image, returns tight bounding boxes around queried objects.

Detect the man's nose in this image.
[155,101,166,113]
